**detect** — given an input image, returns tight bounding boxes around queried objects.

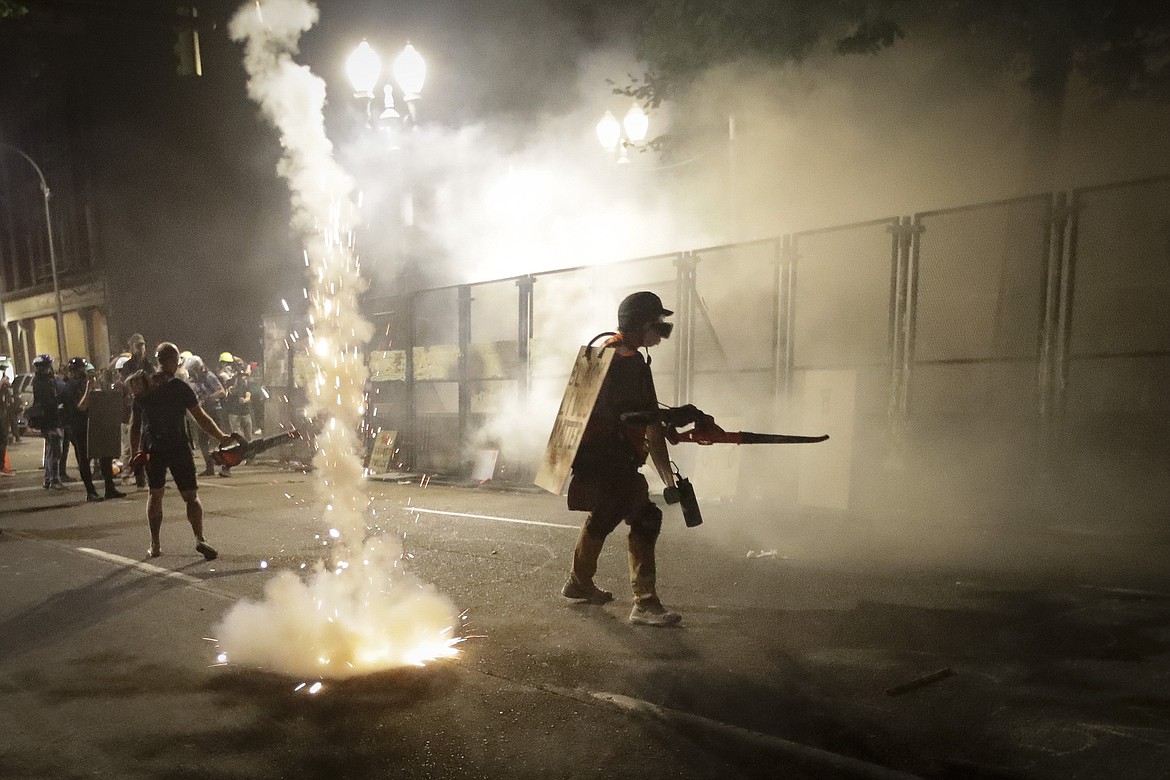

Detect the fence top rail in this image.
[686,235,784,255]
[277,172,1170,320]
[1071,172,1170,198]
[915,191,1052,219]
[791,215,900,240]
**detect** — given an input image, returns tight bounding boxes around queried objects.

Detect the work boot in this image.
[629,598,682,627]
[627,535,659,604]
[564,526,611,602]
[561,577,614,604]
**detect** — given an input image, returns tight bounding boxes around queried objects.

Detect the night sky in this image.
[13,0,642,362]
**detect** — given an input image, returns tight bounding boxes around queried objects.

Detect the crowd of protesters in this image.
[9,333,265,493]
[4,334,269,560]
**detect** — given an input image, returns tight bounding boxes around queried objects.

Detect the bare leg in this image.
[181,489,218,560]
[179,488,203,539]
[147,488,165,556]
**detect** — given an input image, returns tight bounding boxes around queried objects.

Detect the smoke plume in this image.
[214,0,458,679]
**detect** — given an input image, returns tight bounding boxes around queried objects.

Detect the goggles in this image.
[648,321,674,339]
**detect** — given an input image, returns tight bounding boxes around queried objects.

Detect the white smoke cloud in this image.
[215,0,459,679]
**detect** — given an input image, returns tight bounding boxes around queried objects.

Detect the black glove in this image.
[664,404,703,427]
[620,404,705,427]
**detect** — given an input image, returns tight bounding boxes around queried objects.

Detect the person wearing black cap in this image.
[561,291,688,626]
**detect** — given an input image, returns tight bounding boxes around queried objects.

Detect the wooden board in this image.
[533,345,614,495]
[367,429,398,473]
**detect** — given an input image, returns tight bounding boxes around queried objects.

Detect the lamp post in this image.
[0,143,66,366]
[596,102,649,163]
[347,40,426,126]
[346,39,427,252]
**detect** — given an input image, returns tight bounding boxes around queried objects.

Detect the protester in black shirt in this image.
[129,342,233,560]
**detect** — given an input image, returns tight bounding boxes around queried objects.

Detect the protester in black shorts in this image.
[129,342,234,560]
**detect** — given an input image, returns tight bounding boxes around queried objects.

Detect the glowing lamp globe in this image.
[347,40,382,98]
[596,111,621,152]
[623,103,649,144]
[394,43,426,101]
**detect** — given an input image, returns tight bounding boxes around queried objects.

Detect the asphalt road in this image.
[2,440,1169,779]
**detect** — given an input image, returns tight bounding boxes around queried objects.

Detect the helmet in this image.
[219,351,235,364]
[618,291,673,333]
[32,354,53,371]
[67,356,89,372]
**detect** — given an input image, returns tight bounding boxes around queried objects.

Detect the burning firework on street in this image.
[212,0,460,682]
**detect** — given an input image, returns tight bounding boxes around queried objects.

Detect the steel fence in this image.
[263,174,1170,518]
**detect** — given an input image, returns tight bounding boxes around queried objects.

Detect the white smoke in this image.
[215,0,459,679]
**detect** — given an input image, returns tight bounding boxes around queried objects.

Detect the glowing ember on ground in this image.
[213,0,460,680]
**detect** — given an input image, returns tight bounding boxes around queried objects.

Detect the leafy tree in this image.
[624,0,1170,184]
[0,1,29,20]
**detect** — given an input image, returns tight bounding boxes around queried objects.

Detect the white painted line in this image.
[77,547,201,584]
[404,506,577,531]
[1,484,82,495]
[590,691,919,780]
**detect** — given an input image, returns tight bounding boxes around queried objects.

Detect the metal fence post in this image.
[1038,192,1068,446]
[673,251,698,406]
[772,236,797,408]
[1055,191,1081,427]
[404,293,416,467]
[457,284,472,470]
[517,275,534,404]
[886,217,910,459]
[900,215,924,427]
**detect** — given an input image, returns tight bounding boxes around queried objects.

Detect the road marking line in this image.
[76,547,201,584]
[1,484,82,495]
[589,691,919,780]
[404,506,577,531]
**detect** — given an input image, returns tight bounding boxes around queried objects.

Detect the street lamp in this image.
[596,102,649,164]
[347,40,426,124]
[0,143,66,366]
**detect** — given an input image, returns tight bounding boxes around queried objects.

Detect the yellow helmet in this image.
[219,351,235,363]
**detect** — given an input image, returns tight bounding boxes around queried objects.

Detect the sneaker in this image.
[217,469,231,478]
[561,578,614,604]
[86,492,104,503]
[147,545,161,558]
[195,541,218,561]
[629,600,682,627]
[105,488,127,499]
[199,468,215,477]
[48,481,66,491]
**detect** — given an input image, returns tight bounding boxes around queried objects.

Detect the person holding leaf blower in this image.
[560,291,706,627]
[129,342,234,561]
